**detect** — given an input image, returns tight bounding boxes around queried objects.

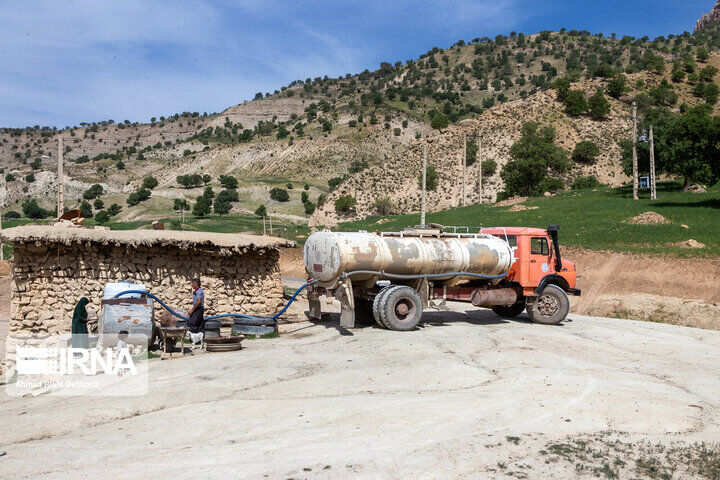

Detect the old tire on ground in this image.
[354,298,376,325]
[373,287,393,328]
[526,285,569,325]
[492,302,526,318]
[377,286,423,331]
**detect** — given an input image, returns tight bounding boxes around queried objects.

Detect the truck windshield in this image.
[492,234,517,248]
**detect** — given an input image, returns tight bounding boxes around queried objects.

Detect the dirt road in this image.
[1,302,719,479]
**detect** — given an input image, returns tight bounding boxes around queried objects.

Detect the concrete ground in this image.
[1,300,719,479]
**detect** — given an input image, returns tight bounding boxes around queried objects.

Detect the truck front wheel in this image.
[526,285,569,325]
[375,286,423,331]
[492,302,525,318]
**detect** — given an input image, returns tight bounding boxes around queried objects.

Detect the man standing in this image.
[187,278,205,345]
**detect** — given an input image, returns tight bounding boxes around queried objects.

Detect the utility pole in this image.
[269,215,273,235]
[420,144,427,226]
[461,132,466,207]
[649,125,657,200]
[631,102,639,200]
[477,129,483,204]
[57,136,65,218]
[263,215,266,235]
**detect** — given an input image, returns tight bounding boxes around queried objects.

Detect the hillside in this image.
[3,9,720,229]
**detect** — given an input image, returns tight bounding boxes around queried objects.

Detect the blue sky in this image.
[0,0,714,128]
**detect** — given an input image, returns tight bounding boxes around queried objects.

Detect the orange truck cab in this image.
[476,225,581,324]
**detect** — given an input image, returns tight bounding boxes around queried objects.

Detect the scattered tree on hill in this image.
[5,174,15,182]
[95,210,111,224]
[607,74,627,99]
[430,113,449,132]
[328,177,344,190]
[192,196,212,218]
[173,199,190,211]
[572,141,600,163]
[82,184,104,200]
[303,200,315,215]
[465,139,478,165]
[80,201,93,219]
[269,187,289,202]
[108,203,122,216]
[213,197,231,216]
[254,205,267,217]
[22,198,51,219]
[334,195,357,214]
[93,198,104,209]
[126,187,151,206]
[217,189,239,203]
[219,175,238,189]
[30,158,42,170]
[303,184,310,191]
[202,186,214,200]
[552,78,571,102]
[142,176,158,190]
[177,174,203,188]
[500,123,571,197]
[588,90,610,120]
[301,191,309,203]
[563,90,589,116]
[25,173,35,183]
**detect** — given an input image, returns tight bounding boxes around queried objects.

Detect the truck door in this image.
[528,236,551,287]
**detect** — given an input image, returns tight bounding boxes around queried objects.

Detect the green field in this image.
[2,182,718,258]
[339,182,720,257]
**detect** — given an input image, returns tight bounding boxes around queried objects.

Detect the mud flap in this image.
[338,278,356,328]
[308,295,322,320]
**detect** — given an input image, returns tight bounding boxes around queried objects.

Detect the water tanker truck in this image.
[303,225,580,330]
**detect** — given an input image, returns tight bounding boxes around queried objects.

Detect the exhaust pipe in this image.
[547,225,562,272]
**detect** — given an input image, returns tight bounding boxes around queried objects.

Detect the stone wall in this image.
[9,241,284,335]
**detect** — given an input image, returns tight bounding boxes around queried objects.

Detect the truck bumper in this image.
[568,288,582,296]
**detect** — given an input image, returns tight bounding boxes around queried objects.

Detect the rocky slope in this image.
[696,0,720,33]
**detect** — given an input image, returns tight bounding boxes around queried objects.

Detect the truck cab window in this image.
[492,234,517,248]
[531,237,549,256]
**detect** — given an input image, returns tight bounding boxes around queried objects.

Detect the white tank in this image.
[304,229,514,287]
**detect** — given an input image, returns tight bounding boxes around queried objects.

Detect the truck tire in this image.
[492,302,525,318]
[373,287,393,328]
[377,286,423,331]
[354,298,376,325]
[526,285,569,325]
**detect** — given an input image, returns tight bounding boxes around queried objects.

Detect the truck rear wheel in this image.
[492,302,525,318]
[373,287,392,328]
[376,286,423,331]
[526,285,569,325]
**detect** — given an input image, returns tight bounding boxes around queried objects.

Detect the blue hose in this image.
[114,280,317,322]
[113,269,507,323]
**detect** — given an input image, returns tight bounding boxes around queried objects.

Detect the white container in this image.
[103,281,147,300]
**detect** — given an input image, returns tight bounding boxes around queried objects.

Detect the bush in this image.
[93,198,104,209]
[301,191,309,203]
[25,173,35,183]
[373,197,394,215]
[286,183,294,189]
[304,184,310,191]
[107,203,122,216]
[116,161,125,170]
[142,176,158,190]
[328,177,344,190]
[5,173,15,182]
[334,195,357,214]
[4,211,20,219]
[393,127,401,136]
[303,201,316,215]
[219,175,238,189]
[481,159,497,176]
[572,175,601,190]
[202,186,214,200]
[269,187,289,202]
[572,141,600,163]
[254,205,267,217]
[22,199,51,219]
[418,165,439,191]
[538,177,565,194]
[177,174,203,188]
[563,90,588,116]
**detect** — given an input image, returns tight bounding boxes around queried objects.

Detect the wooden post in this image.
[420,144,427,226]
[58,136,65,218]
[631,102,638,200]
[649,125,657,200]
[461,132,466,207]
[477,129,483,204]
